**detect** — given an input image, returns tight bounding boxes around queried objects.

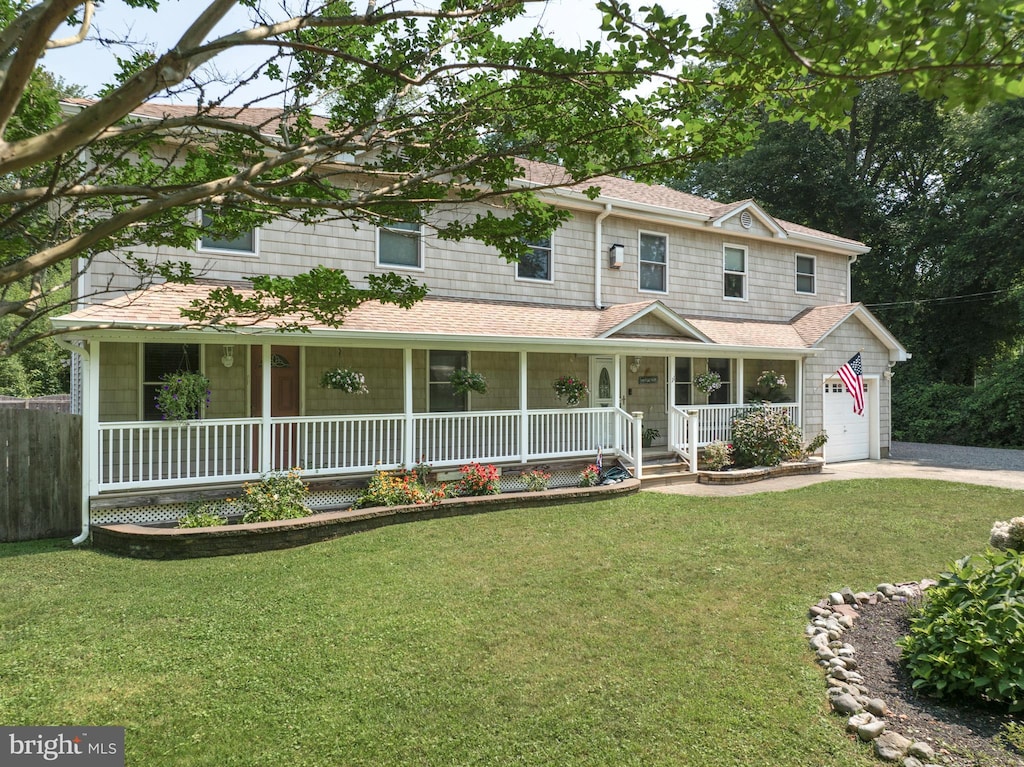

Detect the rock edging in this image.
[808,581,943,766]
[699,458,823,485]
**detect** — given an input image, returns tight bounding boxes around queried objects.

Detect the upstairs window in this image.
[199,212,257,255]
[516,236,553,282]
[142,343,201,420]
[724,245,747,300]
[378,221,422,269]
[639,232,667,293]
[796,254,816,294]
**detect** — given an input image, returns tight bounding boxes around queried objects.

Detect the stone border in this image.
[90,478,640,559]
[699,458,823,485]
[808,582,943,766]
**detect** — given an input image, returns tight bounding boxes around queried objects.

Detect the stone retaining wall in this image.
[699,458,823,485]
[91,479,640,559]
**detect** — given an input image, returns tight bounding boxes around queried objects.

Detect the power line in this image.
[864,288,1015,309]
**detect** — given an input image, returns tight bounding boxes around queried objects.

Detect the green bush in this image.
[729,404,803,467]
[238,469,311,523]
[177,502,228,529]
[899,550,1024,712]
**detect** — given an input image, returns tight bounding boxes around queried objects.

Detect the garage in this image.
[823,380,871,462]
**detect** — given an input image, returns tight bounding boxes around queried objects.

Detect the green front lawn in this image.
[0,480,1003,766]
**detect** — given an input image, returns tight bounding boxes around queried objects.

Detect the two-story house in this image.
[53,131,908,529]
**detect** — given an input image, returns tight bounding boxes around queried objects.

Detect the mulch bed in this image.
[847,599,1024,766]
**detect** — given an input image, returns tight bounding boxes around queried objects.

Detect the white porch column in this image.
[73,340,100,544]
[796,357,805,429]
[613,355,622,450]
[404,348,415,467]
[736,358,745,405]
[519,351,529,463]
[632,410,644,480]
[260,342,272,474]
[687,409,699,473]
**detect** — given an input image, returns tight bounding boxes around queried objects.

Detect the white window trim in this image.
[723,243,748,302]
[376,221,425,271]
[196,210,259,257]
[638,230,669,294]
[795,253,817,295]
[514,232,555,284]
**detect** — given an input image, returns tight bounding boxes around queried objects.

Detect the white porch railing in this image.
[668,403,800,457]
[95,407,641,492]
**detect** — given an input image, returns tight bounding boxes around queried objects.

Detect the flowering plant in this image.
[579,463,600,487]
[457,462,501,496]
[155,371,210,421]
[449,368,488,395]
[990,517,1024,551]
[702,441,732,471]
[521,469,552,492]
[238,468,311,523]
[320,368,368,394]
[694,370,722,394]
[354,468,451,508]
[553,375,589,406]
[757,370,787,391]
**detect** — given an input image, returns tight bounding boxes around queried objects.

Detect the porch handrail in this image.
[669,402,800,453]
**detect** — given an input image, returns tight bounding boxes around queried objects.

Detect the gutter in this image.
[56,338,91,545]
[595,203,612,309]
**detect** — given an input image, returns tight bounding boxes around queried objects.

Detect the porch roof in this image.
[52,281,841,353]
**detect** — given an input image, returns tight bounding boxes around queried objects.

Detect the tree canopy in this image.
[2,0,1024,357]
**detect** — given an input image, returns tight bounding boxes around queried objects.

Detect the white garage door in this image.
[824,380,870,462]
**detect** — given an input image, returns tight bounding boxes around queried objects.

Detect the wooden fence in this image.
[1,409,81,542]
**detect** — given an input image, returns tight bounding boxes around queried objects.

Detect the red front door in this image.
[251,346,300,469]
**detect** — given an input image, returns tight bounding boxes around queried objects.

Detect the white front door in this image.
[590,356,616,449]
[591,356,615,408]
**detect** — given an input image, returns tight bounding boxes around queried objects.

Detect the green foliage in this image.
[177,503,228,529]
[319,368,368,394]
[353,468,450,509]
[457,463,501,496]
[730,404,804,467]
[990,517,1024,552]
[578,463,600,487]
[553,376,588,406]
[899,550,1024,712]
[238,469,311,523]
[448,368,487,396]
[154,371,210,421]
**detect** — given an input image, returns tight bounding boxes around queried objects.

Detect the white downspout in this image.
[847,254,859,303]
[58,339,93,545]
[595,203,613,309]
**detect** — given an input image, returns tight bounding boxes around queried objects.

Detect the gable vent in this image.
[740,210,753,229]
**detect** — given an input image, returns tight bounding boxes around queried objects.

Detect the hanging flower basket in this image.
[449,368,487,395]
[155,371,211,421]
[320,368,369,394]
[553,375,589,406]
[694,370,722,394]
[757,370,787,391]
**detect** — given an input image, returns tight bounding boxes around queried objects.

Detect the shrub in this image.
[353,468,450,508]
[521,469,551,492]
[177,502,228,528]
[990,517,1024,551]
[702,441,732,470]
[579,464,600,487]
[899,550,1024,712]
[729,403,804,467]
[239,468,311,523]
[457,462,501,496]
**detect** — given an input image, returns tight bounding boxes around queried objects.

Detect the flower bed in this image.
[90,479,640,559]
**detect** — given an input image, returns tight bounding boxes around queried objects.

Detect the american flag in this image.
[837,352,865,416]
[596,446,603,472]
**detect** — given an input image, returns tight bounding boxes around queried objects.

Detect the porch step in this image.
[640,462,698,488]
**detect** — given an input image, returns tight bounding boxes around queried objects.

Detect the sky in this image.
[42,0,718,103]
